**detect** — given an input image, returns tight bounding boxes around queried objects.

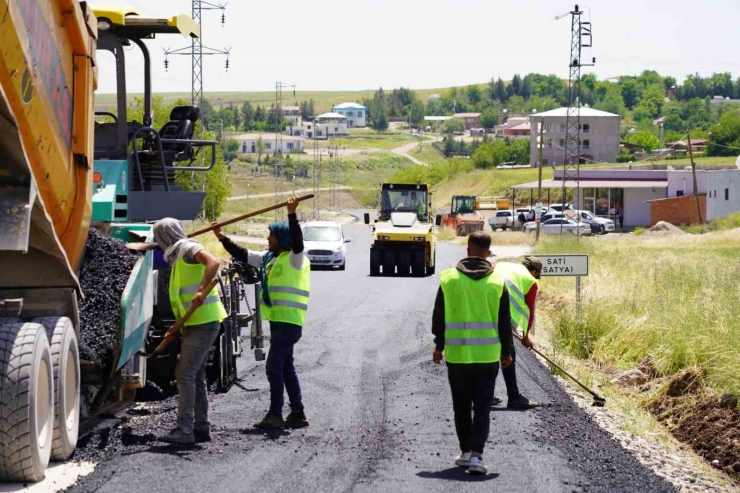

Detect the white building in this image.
[529,107,621,167]
[332,102,366,127]
[281,106,302,126]
[233,133,305,154]
[287,113,350,140]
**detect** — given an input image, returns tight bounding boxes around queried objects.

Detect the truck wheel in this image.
[0,322,54,482]
[428,251,436,275]
[501,224,508,231]
[370,249,380,276]
[411,250,425,277]
[33,318,79,461]
[382,250,395,276]
[397,250,411,276]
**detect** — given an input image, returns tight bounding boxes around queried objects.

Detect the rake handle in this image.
[153,278,219,354]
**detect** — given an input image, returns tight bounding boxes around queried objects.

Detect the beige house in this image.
[233,133,305,154]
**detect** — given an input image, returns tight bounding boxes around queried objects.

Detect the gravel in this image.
[78,228,139,369]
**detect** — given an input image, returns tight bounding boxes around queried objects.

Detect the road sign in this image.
[531,254,588,276]
[535,202,544,218]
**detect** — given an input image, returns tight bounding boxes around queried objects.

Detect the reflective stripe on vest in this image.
[260,252,311,326]
[440,268,504,364]
[494,262,536,335]
[169,257,228,327]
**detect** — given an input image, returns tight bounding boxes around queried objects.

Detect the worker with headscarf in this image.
[152,218,227,445]
[213,196,311,429]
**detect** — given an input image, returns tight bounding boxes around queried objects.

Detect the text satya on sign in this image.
[531,254,588,276]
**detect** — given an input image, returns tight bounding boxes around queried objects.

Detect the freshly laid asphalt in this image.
[69,211,675,493]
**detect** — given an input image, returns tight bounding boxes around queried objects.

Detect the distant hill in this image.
[93,85,488,113]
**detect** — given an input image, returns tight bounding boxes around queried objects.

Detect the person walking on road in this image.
[492,256,543,410]
[432,231,514,476]
[213,196,311,429]
[153,218,228,445]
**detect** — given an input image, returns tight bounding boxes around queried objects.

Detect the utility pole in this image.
[558,4,594,236]
[274,82,296,221]
[536,117,545,242]
[687,131,704,224]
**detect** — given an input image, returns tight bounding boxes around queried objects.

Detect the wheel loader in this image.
[440,195,485,236]
[364,184,437,277]
[0,2,252,482]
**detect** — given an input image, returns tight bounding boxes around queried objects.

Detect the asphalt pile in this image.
[78,228,140,369]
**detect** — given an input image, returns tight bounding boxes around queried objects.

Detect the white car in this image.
[489,210,515,231]
[525,218,591,236]
[303,221,351,270]
[569,210,615,234]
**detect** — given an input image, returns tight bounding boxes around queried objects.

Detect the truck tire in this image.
[382,250,395,276]
[397,250,411,276]
[0,322,54,482]
[411,250,425,277]
[32,318,79,461]
[428,251,436,275]
[501,224,508,231]
[370,249,381,276]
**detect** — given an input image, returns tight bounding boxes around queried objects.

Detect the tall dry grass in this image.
[534,231,740,396]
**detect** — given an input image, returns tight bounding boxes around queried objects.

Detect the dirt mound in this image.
[644,221,687,236]
[648,369,740,479]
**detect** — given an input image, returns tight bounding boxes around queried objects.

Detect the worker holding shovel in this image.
[152,218,228,445]
[492,256,542,409]
[213,196,311,429]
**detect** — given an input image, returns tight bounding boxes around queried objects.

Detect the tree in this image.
[624,130,659,153]
[441,117,465,134]
[494,78,507,102]
[510,138,530,165]
[230,102,241,130]
[521,75,532,99]
[443,136,455,156]
[200,99,214,129]
[524,96,558,113]
[256,135,266,165]
[663,76,677,91]
[707,111,740,156]
[254,104,266,122]
[511,74,522,96]
[633,84,665,122]
[466,84,482,105]
[620,78,640,109]
[594,84,625,116]
[471,140,510,168]
[223,138,240,161]
[478,108,500,129]
[240,101,254,131]
[408,100,425,127]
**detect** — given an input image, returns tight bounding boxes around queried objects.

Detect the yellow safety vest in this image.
[260,252,311,326]
[169,258,228,327]
[412,198,427,217]
[493,262,536,336]
[440,268,504,364]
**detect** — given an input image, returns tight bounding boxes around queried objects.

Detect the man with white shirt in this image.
[213,196,311,429]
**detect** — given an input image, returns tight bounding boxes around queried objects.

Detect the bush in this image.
[616,154,636,163]
[633,227,646,236]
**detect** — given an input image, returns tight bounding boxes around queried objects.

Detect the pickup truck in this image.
[489,210,515,231]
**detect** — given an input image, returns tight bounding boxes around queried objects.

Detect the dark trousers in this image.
[447,362,499,454]
[500,341,522,400]
[266,322,304,416]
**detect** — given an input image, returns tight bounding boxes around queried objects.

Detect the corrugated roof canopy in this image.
[512,179,668,189]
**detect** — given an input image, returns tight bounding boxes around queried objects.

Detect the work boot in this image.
[254,412,284,429]
[285,410,309,428]
[507,395,539,409]
[194,427,211,443]
[157,427,195,445]
[468,455,488,475]
[454,451,472,467]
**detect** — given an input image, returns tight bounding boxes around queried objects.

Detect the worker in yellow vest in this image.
[410,191,427,219]
[213,196,311,430]
[152,218,228,445]
[492,257,542,410]
[432,231,513,476]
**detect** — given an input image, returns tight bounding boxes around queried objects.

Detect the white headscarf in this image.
[152,218,188,264]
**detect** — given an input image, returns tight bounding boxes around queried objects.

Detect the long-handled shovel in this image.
[139,278,220,357]
[515,333,606,407]
[126,194,315,251]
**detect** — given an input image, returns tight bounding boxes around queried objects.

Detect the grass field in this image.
[409,145,447,165]
[533,232,740,397]
[94,84,487,114]
[433,167,555,208]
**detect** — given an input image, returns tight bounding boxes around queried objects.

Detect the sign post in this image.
[532,254,589,325]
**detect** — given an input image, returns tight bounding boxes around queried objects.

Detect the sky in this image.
[88,0,740,95]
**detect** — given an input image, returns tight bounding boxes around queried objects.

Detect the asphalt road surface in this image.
[69,212,674,493]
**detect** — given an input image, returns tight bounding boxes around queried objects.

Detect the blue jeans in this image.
[176,321,221,434]
[266,322,304,416]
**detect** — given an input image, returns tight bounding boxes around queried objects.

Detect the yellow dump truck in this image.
[475,196,511,211]
[0,2,245,482]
